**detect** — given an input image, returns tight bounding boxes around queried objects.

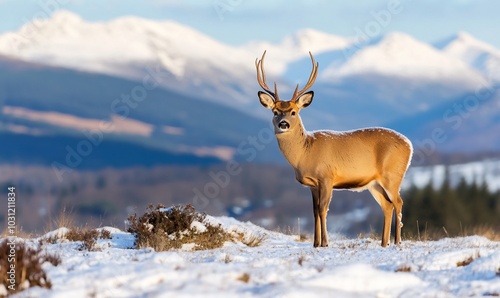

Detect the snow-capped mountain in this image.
[1,10,500,160]
[0,10,496,116]
[0,11,256,107]
[436,32,500,83]
[321,32,485,86]
[244,29,353,74]
[0,11,357,110]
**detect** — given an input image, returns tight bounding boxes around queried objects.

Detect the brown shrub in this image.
[0,238,60,295]
[40,227,112,251]
[127,204,231,251]
[67,228,114,251]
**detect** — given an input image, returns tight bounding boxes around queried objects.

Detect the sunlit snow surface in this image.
[5,216,500,298]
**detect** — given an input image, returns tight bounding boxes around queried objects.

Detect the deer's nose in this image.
[278,120,290,130]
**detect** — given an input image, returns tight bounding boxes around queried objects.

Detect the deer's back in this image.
[295,127,412,188]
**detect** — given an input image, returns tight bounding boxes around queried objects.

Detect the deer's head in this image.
[256,51,318,134]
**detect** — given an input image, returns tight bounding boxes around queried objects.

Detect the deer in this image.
[255,51,413,247]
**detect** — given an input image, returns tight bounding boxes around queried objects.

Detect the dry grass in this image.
[243,234,266,247]
[298,255,306,266]
[65,228,112,251]
[0,239,61,295]
[1,228,34,240]
[395,266,412,272]
[37,206,113,251]
[456,256,475,267]
[48,207,75,232]
[235,232,267,247]
[237,273,250,283]
[357,229,381,242]
[40,227,112,251]
[127,204,232,251]
[338,242,357,250]
[297,234,309,242]
[404,222,500,242]
[464,225,500,241]
[273,225,310,243]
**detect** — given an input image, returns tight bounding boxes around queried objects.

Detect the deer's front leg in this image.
[318,181,333,247]
[310,187,321,247]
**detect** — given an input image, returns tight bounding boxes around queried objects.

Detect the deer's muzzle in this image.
[278,120,290,130]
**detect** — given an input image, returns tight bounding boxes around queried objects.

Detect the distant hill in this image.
[0,56,283,168]
[0,131,221,171]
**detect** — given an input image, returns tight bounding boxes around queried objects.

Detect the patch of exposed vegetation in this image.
[127,204,232,251]
[395,265,412,272]
[298,255,305,266]
[235,232,266,247]
[41,227,112,251]
[0,239,61,295]
[456,255,478,267]
[65,228,112,251]
[237,273,250,283]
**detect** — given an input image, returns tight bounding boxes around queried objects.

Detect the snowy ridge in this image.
[244,28,352,74]
[0,10,498,109]
[437,32,500,82]
[0,10,255,105]
[6,217,500,297]
[0,10,249,78]
[321,32,486,87]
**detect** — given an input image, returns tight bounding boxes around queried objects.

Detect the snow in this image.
[244,28,352,74]
[302,263,421,295]
[437,32,500,82]
[321,32,486,87]
[281,29,352,54]
[41,227,70,240]
[0,10,257,106]
[190,220,207,233]
[6,216,500,297]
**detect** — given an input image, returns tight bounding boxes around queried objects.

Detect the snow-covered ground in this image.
[5,216,500,298]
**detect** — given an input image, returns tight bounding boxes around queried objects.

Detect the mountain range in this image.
[0,10,499,169]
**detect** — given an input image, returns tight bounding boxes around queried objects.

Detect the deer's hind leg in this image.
[377,178,404,245]
[368,183,394,247]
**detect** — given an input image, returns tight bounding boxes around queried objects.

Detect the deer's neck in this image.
[275,121,309,168]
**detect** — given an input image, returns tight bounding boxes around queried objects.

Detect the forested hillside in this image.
[403,173,500,238]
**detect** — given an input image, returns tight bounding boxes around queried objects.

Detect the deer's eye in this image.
[273,111,278,116]
[291,111,296,116]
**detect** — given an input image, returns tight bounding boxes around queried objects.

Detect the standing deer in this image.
[256,51,413,247]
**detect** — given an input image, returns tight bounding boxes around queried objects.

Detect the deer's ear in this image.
[258,91,275,109]
[296,91,314,109]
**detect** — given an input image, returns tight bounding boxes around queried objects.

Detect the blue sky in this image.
[0,0,499,47]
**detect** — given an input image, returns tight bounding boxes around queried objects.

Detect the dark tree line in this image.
[402,171,500,237]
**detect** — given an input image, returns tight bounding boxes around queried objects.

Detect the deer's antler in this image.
[290,51,318,102]
[255,50,279,100]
